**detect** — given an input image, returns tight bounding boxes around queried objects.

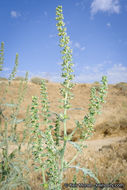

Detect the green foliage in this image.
[0,50,31,189]
[0,42,4,72]
[30,82,62,189]
[30,77,49,85]
[79,76,108,140]
[92,82,100,92]
[3,3,125,190]
[8,53,19,85]
[29,4,108,190]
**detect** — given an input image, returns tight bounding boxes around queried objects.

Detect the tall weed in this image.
[0,44,31,189]
[0,4,110,190]
[29,5,108,190]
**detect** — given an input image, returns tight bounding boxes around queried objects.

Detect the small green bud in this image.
[64,136,68,141]
[64,135,71,141]
[43,183,49,189]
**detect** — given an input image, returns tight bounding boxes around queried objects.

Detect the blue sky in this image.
[0,0,127,84]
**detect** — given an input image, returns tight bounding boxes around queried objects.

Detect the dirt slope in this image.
[0,80,127,189]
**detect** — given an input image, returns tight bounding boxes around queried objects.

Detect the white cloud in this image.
[91,0,120,16]
[49,34,55,38]
[72,62,127,84]
[107,64,127,84]
[15,62,127,84]
[75,0,86,10]
[107,22,111,27]
[84,66,90,70]
[73,42,86,51]
[11,10,21,18]
[74,42,80,48]
[81,47,86,51]
[37,61,126,84]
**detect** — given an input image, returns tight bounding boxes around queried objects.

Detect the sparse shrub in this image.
[79,83,87,88]
[115,82,127,89]
[114,82,127,96]
[13,76,26,81]
[94,81,99,84]
[30,77,49,85]
[0,77,8,81]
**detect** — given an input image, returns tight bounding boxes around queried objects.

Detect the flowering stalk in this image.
[79,76,108,140]
[31,81,62,189]
[56,5,108,183]
[0,42,4,72]
[0,45,31,189]
[30,96,47,188]
[40,80,61,189]
[8,53,19,86]
[56,5,76,181]
[30,5,108,189]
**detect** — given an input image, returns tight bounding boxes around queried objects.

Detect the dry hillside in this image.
[0,79,127,189]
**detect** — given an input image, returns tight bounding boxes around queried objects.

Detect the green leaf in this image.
[69,165,100,183]
[68,141,83,152]
[10,119,25,124]
[69,107,84,111]
[8,149,17,160]
[48,125,54,129]
[0,141,5,148]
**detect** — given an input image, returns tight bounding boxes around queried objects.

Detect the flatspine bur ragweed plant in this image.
[2,4,126,189]
[30,5,108,190]
[0,42,4,72]
[0,43,31,189]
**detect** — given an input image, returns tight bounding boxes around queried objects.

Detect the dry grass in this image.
[0,77,8,81]
[0,80,127,189]
[30,77,49,85]
[114,82,127,97]
[13,76,26,81]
